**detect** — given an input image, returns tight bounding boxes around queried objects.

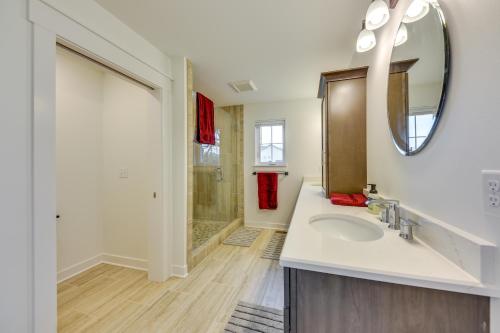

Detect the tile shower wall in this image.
[186,60,194,269]
[225,105,245,222]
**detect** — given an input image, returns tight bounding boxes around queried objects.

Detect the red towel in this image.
[196,92,215,145]
[331,193,367,207]
[257,173,278,210]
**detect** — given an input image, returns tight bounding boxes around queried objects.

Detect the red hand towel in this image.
[196,92,215,145]
[330,193,353,206]
[257,173,278,210]
[331,193,367,207]
[351,194,368,207]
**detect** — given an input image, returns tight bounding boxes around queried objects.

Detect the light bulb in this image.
[395,23,408,46]
[365,0,390,30]
[402,0,430,23]
[357,28,377,53]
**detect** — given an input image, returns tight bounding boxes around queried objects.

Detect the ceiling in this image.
[95,0,368,106]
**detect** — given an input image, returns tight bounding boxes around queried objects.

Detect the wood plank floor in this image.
[57,229,284,333]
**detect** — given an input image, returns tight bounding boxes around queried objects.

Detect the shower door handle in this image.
[215,167,224,182]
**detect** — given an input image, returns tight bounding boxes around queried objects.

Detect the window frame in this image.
[407,112,436,152]
[195,128,221,166]
[254,119,286,167]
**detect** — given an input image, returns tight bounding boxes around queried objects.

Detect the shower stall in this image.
[192,106,244,251]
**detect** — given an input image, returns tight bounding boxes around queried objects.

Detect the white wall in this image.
[409,82,442,112]
[56,48,104,274]
[244,99,322,229]
[360,0,500,330]
[101,71,156,263]
[0,1,34,331]
[56,48,156,278]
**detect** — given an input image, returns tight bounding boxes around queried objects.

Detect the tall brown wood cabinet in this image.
[318,67,368,197]
[387,59,419,152]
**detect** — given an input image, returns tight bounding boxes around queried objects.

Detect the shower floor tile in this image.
[193,219,231,249]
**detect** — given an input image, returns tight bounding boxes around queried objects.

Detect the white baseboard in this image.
[57,254,103,283]
[172,264,188,278]
[101,253,148,271]
[245,220,289,231]
[57,253,148,283]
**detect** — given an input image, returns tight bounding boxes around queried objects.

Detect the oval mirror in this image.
[387,0,450,155]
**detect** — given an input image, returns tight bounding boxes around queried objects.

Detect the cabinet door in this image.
[327,78,367,194]
[284,268,295,333]
[294,269,490,333]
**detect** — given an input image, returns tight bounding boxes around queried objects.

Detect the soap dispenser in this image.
[366,184,380,215]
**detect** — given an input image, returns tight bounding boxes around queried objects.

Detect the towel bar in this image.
[252,171,289,176]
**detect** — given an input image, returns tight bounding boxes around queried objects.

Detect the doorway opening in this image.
[55,44,162,282]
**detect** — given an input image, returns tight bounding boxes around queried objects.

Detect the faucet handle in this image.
[399,218,417,241]
[387,203,400,230]
[388,201,399,208]
[379,205,390,223]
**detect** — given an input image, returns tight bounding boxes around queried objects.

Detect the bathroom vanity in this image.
[280,182,498,333]
[284,268,489,333]
[280,0,498,331]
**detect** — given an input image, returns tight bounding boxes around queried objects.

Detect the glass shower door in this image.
[193,109,237,249]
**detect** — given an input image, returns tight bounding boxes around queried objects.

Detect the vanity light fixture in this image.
[365,0,390,30]
[402,0,430,23]
[394,23,408,46]
[356,20,377,53]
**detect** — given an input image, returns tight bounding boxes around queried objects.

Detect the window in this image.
[255,120,285,166]
[408,114,435,152]
[195,129,221,166]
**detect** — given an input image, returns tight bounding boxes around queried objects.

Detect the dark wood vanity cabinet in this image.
[284,268,490,333]
[319,67,368,197]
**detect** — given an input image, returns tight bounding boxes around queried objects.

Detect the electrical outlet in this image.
[487,179,500,192]
[483,170,500,217]
[489,194,500,207]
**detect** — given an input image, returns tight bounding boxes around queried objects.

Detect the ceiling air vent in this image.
[228,80,257,93]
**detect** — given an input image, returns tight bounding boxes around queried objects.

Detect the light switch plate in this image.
[482,170,500,217]
[119,168,129,178]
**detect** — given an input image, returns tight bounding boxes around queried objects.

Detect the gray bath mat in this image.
[261,231,287,260]
[224,301,284,333]
[223,227,261,247]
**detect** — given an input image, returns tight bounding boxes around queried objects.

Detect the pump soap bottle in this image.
[366,184,380,215]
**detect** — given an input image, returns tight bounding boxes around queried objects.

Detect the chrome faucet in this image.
[365,198,401,230]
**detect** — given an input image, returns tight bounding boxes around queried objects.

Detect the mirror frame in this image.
[387,1,451,156]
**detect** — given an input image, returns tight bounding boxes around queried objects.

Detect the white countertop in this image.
[280,181,500,297]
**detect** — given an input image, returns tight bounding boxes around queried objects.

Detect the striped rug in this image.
[261,231,287,260]
[224,301,284,333]
[223,227,261,247]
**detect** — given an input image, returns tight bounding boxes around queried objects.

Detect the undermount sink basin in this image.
[309,214,383,242]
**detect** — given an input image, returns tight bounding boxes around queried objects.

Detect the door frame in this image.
[29,1,174,331]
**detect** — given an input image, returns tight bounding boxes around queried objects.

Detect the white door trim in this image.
[29,1,174,331]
